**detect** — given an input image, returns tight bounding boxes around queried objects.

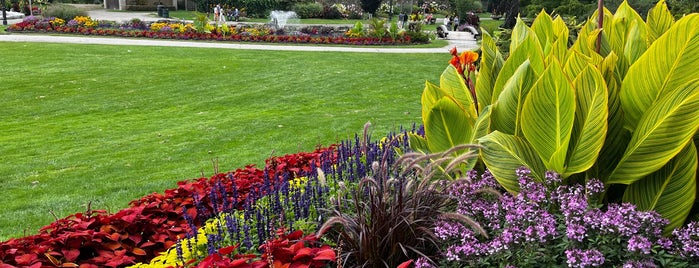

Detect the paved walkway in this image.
[0,9,479,53]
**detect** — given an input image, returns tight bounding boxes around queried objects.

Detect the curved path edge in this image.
[0,33,478,53]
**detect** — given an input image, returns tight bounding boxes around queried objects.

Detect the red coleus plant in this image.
[193,229,336,268]
[0,147,337,267]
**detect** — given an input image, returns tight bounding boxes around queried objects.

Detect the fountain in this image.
[269,10,299,31]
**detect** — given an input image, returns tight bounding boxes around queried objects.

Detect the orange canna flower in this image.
[459,51,479,64]
[449,47,459,57]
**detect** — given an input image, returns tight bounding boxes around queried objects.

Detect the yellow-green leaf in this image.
[623,142,697,235]
[521,61,575,172]
[408,133,429,153]
[623,20,647,66]
[608,79,699,185]
[620,14,699,130]
[421,81,448,124]
[424,97,476,153]
[478,131,546,193]
[491,60,538,136]
[645,0,674,45]
[565,65,608,176]
[492,25,545,106]
[475,31,505,110]
[440,65,477,118]
[531,10,554,56]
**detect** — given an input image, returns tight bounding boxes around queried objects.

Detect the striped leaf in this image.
[620,14,699,130]
[645,0,674,45]
[475,31,505,110]
[424,97,476,153]
[608,79,699,185]
[521,61,575,172]
[491,60,538,136]
[478,131,546,193]
[440,65,477,118]
[623,142,697,234]
[531,10,554,56]
[492,22,544,106]
[565,65,608,176]
[408,133,429,153]
[623,20,647,66]
[592,52,631,179]
[421,81,448,124]
[550,16,570,63]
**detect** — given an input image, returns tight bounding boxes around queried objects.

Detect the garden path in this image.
[0,9,479,53]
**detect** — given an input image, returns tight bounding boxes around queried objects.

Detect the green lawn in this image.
[0,42,450,240]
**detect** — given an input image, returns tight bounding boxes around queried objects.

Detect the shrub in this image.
[43,4,88,21]
[321,4,342,19]
[292,2,322,18]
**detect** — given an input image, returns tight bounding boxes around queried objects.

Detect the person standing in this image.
[453,15,459,31]
[214,4,221,22]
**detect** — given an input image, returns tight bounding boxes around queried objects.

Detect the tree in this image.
[497,0,518,28]
[360,0,382,15]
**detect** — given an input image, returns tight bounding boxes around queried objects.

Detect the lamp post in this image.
[2,0,7,26]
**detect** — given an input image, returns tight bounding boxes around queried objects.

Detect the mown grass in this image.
[0,42,450,240]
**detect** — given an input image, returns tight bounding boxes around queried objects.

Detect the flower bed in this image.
[7,16,414,46]
[3,2,699,267]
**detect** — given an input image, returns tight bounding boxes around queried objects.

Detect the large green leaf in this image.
[440,65,478,118]
[475,31,505,110]
[623,142,697,234]
[408,133,429,153]
[492,22,545,106]
[421,81,448,124]
[592,52,631,179]
[620,14,699,130]
[563,51,594,80]
[608,79,699,185]
[424,97,476,153]
[565,65,608,176]
[491,60,538,136]
[645,0,674,45]
[521,61,575,172]
[531,10,554,56]
[478,131,546,193]
[550,16,570,64]
[623,20,647,66]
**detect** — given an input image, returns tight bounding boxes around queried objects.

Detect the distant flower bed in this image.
[7,15,414,46]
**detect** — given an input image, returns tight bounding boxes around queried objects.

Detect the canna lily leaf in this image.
[475,31,505,110]
[623,20,647,66]
[440,64,477,118]
[551,16,570,63]
[492,21,545,106]
[608,79,699,185]
[421,81,450,123]
[623,141,697,235]
[591,52,631,179]
[531,10,554,56]
[620,14,699,131]
[424,97,476,154]
[521,61,575,172]
[478,131,546,193]
[408,133,429,153]
[491,60,538,136]
[565,65,608,177]
[645,0,674,45]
